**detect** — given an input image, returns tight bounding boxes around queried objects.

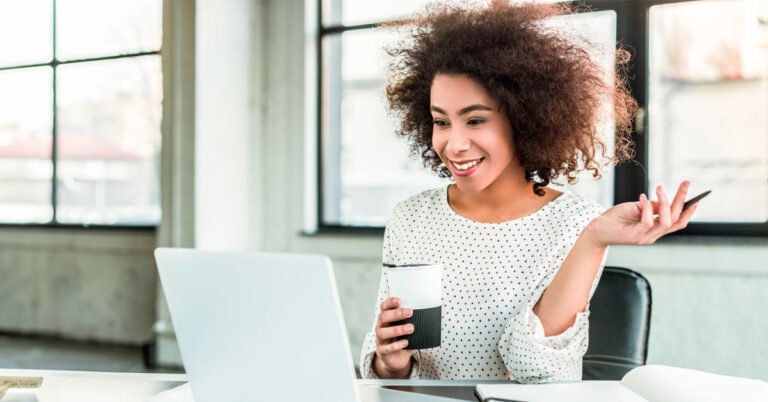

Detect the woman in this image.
[359,1,698,383]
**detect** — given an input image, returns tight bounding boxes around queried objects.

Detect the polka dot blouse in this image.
[359,185,608,383]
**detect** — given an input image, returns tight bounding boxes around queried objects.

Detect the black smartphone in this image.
[682,190,711,211]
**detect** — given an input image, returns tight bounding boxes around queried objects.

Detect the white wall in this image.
[159,0,768,380]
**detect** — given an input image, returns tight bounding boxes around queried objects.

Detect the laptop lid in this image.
[154,248,360,402]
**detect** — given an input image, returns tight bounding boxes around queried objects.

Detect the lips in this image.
[449,157,484,177]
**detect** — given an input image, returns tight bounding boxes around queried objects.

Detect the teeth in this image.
[454,159,481,170]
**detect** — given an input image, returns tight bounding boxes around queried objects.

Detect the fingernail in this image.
[406,309,413,317]
[406,324,414,332]
[401,340,408,346]
[394,298,400,304]
[658,185,663,193]
[640,193,646,200]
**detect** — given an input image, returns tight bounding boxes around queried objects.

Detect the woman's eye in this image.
[467,119,485,126]
[433,120,448,127]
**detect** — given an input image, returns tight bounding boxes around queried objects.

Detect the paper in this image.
[476,365,768,402]
[475,381,647,402]
[621,365,768,402]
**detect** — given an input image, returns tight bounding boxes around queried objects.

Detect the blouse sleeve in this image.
[358,205,422,379]
[497,199,607,384]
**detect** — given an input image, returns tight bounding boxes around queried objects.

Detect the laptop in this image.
[154,248,361,402]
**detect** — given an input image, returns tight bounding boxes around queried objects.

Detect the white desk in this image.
[5,369,652,402]
[0,370,499,402]
[0,369,187,401]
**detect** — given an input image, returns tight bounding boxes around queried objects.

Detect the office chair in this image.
[583,266,652,380]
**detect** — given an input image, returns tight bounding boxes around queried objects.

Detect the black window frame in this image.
[316,0,768,237]
[0,0,161,230]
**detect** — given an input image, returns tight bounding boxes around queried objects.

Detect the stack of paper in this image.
[476,365,768,402]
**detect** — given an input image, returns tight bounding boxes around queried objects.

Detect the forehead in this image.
[430,73,498,108]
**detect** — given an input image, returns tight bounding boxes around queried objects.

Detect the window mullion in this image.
[51,0,58,223]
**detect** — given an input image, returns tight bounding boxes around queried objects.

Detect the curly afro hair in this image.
[384,0,637,196]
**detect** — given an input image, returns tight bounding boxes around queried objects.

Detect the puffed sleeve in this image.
[498,197,607,384]
[358,205,422,379]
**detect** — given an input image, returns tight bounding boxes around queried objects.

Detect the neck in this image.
[451,163,538,211]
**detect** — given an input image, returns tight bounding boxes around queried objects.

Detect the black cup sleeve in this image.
[392,305,441,350]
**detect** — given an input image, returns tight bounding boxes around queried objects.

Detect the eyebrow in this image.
[430,104,492,116]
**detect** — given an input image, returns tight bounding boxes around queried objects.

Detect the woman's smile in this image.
[450,157,484,177]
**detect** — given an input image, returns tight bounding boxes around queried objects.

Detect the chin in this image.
[453,179,491,194]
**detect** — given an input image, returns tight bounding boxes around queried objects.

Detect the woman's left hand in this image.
[586,181,699,247]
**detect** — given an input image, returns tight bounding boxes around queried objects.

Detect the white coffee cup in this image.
[384,263,442,349]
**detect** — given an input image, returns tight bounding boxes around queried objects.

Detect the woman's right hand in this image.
[374,297,415,376]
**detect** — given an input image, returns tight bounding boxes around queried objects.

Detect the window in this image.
[0,0,162,226]
[590,0,768,236]
[647,0,768,225]
[318,0,768,236]
[317,0,617,230]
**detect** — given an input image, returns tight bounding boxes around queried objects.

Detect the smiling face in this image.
[430,73,517,194]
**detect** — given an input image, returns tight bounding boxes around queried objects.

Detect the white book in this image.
[475,365,768,402]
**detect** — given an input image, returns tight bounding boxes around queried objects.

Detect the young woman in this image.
[359,2,698,383]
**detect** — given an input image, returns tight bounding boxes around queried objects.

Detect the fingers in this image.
[380,297,401,312]
[377,338,410,354]
[639,193,654,232]
[375,297,415,354]
[671,200,698,231]
[644,182,694,241]
[376,323,414,343]
[669,181,689,219]
[653,185,671,237]
[377,303,413,327]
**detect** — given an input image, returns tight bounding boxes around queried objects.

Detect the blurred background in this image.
[0,0,766,380]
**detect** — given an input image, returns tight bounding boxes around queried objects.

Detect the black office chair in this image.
[583,266,652,380]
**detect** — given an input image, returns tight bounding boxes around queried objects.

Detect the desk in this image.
[13,370,653,402]
[0,369,186,401]
[357,379,509,401]
[0,370,504,402]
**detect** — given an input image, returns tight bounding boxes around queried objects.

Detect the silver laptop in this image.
[154,248,361,402]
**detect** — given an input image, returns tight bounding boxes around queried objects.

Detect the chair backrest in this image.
[583,266,652,380]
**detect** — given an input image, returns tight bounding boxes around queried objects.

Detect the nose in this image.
[445,126,471,156]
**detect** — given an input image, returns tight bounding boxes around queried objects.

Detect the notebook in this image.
[475,365,768,402]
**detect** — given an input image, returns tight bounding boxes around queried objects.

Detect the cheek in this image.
[431,133,446,156]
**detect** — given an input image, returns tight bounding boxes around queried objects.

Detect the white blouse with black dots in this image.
[358,185,609,383]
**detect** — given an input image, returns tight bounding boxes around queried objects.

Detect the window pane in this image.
[322,0,567,27]
[0,67,54,223]
[649,0,768,222]
[56,56,162,225]
[322,0,432,26]
[322,28,447,227]
[0,0,53,67]
[56,0,162,60]
[543,11,617,208]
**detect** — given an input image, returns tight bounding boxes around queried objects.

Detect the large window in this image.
[593,0,768,236]
[647,0,768,227]
[317,0,768,236]
[0,0,162,226]
[318,0,617,229]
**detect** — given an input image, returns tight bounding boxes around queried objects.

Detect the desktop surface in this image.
[381,385,478,401]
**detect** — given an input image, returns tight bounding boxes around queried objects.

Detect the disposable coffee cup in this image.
[384,263,442,350]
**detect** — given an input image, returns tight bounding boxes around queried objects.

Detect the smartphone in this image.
[682,190,711,211]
